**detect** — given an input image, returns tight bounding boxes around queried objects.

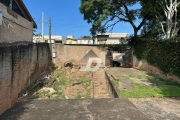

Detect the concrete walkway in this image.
[0,98,149,120]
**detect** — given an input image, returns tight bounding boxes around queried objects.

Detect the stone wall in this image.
[0,3,34,43]
[52,44,106,67]
[0,43,52,115]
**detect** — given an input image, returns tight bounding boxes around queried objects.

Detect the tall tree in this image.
[79,0,150,38]
[141,0,180,39]
[161,0,180,39]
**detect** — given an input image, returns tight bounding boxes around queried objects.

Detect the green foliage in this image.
[121,82,180,98]
[75,93,82,99]
[113,79,121,92]
[79,0,149,37]
[81,36,92,38]
[134,39,180,75]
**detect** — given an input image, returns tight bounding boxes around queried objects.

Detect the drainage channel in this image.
[92,69,120,99]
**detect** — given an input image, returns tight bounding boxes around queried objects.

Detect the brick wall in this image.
[52,44,106,67]
[0,43,52,115]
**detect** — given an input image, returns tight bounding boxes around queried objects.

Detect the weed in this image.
[113,79,120,92]
[137,75,143,79]
[146,75,154,79]
[75,93,82,99]
[38,90,50,98]
[128,74,136,78]
[52,71,63,79]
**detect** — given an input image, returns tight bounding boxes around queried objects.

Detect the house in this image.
[96,33,128,44]
[77,37,93,44]
[66,35,77,44]
[0,0,36,43]
[33,35,66,44]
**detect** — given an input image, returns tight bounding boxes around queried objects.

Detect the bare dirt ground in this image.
[31,68,92,99]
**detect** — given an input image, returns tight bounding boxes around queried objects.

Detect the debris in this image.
[72,82,82,86]
[111,74,119,81]
[45,78,56,87]
[65,96,69,99]
[22,91,29,97]
[64,61,73,69]
[58,89,63,93]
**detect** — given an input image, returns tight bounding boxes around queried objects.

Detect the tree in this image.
[81,36,92,38]
[160,0,180,39]
[79,0,150,39]
[140,0,180,39]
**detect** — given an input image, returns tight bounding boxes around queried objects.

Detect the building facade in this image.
[96,33,128,44]
[77,37,93,44]
[0,0,36,43]
[66,35,77,44]
[33,35,66,44]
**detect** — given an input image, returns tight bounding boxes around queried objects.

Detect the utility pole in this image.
[49,17,51,43]
[42,12,44,42]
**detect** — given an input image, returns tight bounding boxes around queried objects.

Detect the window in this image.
[0,0,25,18]
[12,1,24,18]
[0,0,10,7]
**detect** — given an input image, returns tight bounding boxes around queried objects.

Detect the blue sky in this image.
[23,0,134,39]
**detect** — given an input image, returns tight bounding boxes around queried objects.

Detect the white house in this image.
[33,35,66,44]
[77,37,93,44]
[96,33,128,44]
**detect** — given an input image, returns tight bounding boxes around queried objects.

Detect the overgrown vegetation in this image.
[35,68,92,99]
[133,39,180,76]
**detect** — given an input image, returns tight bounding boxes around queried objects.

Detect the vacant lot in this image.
[30,68,92,99]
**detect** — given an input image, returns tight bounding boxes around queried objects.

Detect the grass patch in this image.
[126,74,149,79]
[128,74,136,78]
[121,82,180,98]
[113,79,120,93]
[75,93,82,99]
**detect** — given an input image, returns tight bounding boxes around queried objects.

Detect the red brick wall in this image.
[0,43,52,115]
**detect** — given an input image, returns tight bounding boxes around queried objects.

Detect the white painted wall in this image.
[77,39,93,44]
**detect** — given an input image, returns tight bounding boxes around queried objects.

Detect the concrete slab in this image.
[0,98,149,120]
[129,98,180,120]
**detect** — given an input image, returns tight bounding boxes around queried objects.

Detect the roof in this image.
[15,0,37,28]
[78,37,92,40]
[97,33,128,38]
[66,38,77,41]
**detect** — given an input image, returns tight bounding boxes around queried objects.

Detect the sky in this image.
[23,0,134,39]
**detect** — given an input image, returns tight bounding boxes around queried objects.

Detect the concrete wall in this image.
[51,44,106,67]
[133,55,180,82]
[0,43,52,115]
[0,3,33,43]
